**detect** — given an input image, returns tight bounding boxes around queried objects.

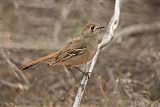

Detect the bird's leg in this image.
[73,67,90,79]
[73,67,90,89]
[65,66,78,82]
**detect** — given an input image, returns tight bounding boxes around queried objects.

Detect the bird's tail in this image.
[19,52,58,70]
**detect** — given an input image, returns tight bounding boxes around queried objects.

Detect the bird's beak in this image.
[96,26,105,30]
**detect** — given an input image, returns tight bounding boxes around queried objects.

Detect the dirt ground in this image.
[0,0,160,107]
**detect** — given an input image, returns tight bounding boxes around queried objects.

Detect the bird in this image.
[19,22,104,71]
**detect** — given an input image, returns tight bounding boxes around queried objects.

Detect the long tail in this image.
[19,52,58,70]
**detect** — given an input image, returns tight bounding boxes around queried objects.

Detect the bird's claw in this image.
[82,72,90,79]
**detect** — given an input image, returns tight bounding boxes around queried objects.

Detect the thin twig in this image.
[1,49,30,89]
[73,0,121,107]
[97,76,106,98]
[0,79,29,90]
[52,0,76,44]
[116,22,160,38]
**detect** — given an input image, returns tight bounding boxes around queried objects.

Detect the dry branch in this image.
[52,0,76,44]
[73,0,121,107]
[1,49,30,90]
[0,79,29,90]
[116,22,160,38]
[15,0,56,9]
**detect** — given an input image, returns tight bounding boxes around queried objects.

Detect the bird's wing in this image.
[55,37,86,62]
[56,47,86,62]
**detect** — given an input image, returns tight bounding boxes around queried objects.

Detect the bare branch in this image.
[116,22,160,37]
[52,0,76,44]
[73,0,121,107]
[1,49,31,89]
[14,0,56,9]
[0,79,29,90]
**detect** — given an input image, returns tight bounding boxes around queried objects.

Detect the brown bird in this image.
[19,22,104,71]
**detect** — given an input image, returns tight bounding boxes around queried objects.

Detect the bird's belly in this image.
[58,50,95,66]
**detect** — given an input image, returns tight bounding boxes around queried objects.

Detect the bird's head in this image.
[81,22,105,37]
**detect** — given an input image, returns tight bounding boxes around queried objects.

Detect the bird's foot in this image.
[82,72,90,79]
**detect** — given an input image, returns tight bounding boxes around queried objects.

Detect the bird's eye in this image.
[90,25,95,32]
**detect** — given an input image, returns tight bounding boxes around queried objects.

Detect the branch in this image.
[116,22,160,38]
[73,0,121,107]
[0,79,29,90]
[1,49,30,90]
[52,0,76,43]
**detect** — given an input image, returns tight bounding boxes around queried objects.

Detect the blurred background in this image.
[0,0,160,107]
